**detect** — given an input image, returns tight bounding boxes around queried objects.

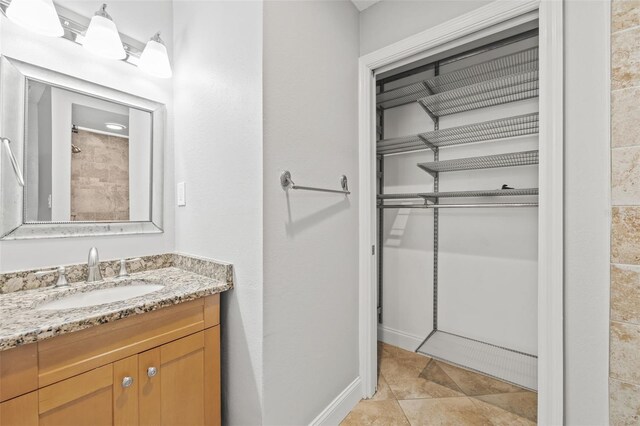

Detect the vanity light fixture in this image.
[5,0,63,37]
[105,122,126,131]
[138,32,172,79]
[82,3,126,60]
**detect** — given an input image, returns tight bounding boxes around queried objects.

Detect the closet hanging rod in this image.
[379,203,538,209]
[280,171,350,195]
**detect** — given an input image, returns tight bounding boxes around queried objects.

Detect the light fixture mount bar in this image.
[0,0,146,65]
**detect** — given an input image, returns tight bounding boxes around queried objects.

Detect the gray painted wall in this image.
[262,1,360,424]
[359,0,491,55]
[563,1,610,424]
[172,2,264,425]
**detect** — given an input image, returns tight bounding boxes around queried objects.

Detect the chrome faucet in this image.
[87,247,103,282]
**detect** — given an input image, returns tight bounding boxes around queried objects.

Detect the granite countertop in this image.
[0,265,232,351]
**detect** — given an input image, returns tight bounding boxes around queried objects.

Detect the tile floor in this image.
[341,342,537,426]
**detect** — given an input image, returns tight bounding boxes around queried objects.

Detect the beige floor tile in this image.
[380,353,430,384]
[473,391,537,422]
[613,146,640,205]
[611,264,640,325]
[398,397,492,426]
[419,359,463,393]
[611,321,640,384]
[389,377,464,400]
[371,375,396,401]
[469,398,536,426]
[436,361,524,396]
[610,378,640,425]
[612,0,640,32]
[612,27,640,90]
[612,86,640,148]
[612,207,640,264]
[341,399,410,426]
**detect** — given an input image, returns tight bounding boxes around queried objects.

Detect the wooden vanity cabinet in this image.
[0,294,221,426]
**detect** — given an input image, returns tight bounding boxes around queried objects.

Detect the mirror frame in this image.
[0,56,164,240]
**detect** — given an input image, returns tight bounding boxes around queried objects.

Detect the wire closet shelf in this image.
[377,113,539,155]
[417,150,539,176]
[377,46,539,110]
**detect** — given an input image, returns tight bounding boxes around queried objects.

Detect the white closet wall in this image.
[379,39,539,356]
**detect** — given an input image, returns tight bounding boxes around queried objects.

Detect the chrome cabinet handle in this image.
[1,137,25,187]
[147,367,157,378]
[122,376,134,388]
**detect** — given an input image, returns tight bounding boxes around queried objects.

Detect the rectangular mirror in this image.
[0,56,164,239]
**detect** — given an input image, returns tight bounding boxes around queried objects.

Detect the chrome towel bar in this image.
[280,170,350,195]
[2,137,25,187]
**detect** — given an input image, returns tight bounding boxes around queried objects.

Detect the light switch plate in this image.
[177,182,186,206]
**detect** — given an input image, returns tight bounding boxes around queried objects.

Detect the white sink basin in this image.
[37,284,164,310]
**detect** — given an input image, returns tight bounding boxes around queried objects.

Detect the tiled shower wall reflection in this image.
[610,1,640,423]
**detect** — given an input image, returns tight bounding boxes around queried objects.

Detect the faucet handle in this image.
[35,266,70,288]
[117,258,142,278]
[55,266,69,287]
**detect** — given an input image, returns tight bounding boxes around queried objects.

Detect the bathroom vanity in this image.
[0,44,233,426]
[0,254,232,426]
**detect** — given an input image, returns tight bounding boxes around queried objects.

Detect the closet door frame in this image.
[357,1,563,424]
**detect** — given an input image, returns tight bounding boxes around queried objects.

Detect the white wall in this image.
[0,1,174,271]
[172,2,264,425]
[563,1,610,424]
[359,0,491,55]
[37,87,52,221]
[262,1,360,424]
[381,105,539,355]
[129,109,152,222]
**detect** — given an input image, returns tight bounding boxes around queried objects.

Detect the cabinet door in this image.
[160,332,205,426]
[38,365,114,426]
[138,329,221,426]
[37,356,139,426]
[204,327,221,426]
[113,355,139,426]
[0,391,38,426]
[138,348,161,426]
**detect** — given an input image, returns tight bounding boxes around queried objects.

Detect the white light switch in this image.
[177,182,186,206]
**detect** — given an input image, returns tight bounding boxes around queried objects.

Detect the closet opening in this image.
[372,22,541,423]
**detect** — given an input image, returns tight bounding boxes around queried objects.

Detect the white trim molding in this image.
[537,0,564,424]
[377,325,424,353]
[308,377,362,426]
[358,0,563,424]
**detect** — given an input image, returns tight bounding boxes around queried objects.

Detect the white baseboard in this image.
[309,377,362,426]
[378,324,424,353]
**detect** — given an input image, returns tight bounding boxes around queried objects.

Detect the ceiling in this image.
[351,0,382,12]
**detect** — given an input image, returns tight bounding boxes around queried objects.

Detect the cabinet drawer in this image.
[38,294,219,387]
[0,343,38,402]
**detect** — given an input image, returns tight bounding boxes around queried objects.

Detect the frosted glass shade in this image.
[82,14,125,60]
[6,0,63,37]
[139,38,172,78]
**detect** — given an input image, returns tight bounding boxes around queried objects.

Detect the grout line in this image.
[394,399,414,426]
[609,376,640,389]
[611,83,640,93]
[467,396,501,425]
[611,319,640,328]
[612,22,640,36]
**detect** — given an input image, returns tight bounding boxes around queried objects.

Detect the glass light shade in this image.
[139,37,172,78]
[82,14,126,60]
[6,0,64,37]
